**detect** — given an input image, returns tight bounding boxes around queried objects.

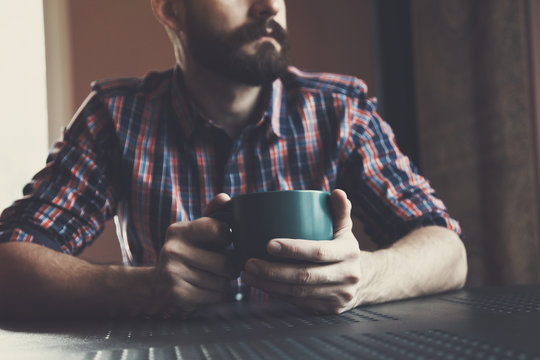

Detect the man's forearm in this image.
[358,226,467,305]
[0,242,154,319]
[241,193,467,314]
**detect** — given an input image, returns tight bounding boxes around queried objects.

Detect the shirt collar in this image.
[170,66,289,140]
[264,77,287,139]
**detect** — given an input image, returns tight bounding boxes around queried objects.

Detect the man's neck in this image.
[182,60,267,138]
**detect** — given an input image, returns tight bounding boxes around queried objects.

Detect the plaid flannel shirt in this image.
[0,66,461,301]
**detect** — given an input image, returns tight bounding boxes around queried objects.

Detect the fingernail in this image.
[268,241,282,254]
[245,260,259,274]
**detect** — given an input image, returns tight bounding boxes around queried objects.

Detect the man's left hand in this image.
[242,189,372,314]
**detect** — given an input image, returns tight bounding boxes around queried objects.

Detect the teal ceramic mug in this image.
[212,190,333,265]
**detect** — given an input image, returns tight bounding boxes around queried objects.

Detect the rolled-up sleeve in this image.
[341,97,462,248]
[0,92,122,255]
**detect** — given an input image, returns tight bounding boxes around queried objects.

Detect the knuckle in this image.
[337,289,354,303]
[183,221,197,239]
[159,243,175,261]
[204,217,220,234]
[165,222,186,238]
[345,273,360,285]
[314,247,328,262]
[296,268,312,284]
[287,244,301,258]
[265,268,278,281]
[162,262,177,276]
[165,224,176,239]
[161,239,175,253]
[348,238,361,251]
[160,239,184,260]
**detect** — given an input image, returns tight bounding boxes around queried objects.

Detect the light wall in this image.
[0,2,48,211]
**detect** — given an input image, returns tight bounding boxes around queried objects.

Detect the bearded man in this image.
[0,0,467,319]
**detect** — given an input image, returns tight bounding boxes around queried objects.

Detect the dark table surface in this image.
[2,284,540,359]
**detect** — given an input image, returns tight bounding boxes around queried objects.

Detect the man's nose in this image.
[249,0,282,21]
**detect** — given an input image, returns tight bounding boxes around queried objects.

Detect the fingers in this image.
[244,258,360,286]
[266,237,356,263]
[243,232,364,315]
[153,244,237,317]
[242,269,358,314]
[169,278,229,306]
[181,268,234,293]
[166,193,233,250]
[167,216,232,248]
[163,260,232,293]
[146,268,230,319]
[151,195,238,318]
[161,239,238,279]
[155,248,235,302]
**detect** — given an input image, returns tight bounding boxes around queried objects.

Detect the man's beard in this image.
[184,11,290,86]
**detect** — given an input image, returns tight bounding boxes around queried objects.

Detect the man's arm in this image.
[242,189,467,314]
[0,242,153,319]
[356,225,466,305]
[0,194,238,320]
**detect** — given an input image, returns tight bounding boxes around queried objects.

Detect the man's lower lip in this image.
[257,37,279,44]
[242,37,281,52]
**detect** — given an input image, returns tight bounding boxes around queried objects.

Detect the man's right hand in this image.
[149,193,238,318]
[0,194,236,320]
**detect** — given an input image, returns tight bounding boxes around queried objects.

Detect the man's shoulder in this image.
[280,66,369,98]
[90,68,175,99]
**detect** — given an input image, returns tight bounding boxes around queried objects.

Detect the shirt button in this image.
[235,292,243,302]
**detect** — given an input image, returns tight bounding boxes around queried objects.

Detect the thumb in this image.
[330,189,353,236]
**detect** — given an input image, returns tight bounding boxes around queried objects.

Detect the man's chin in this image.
[210,46,285,85]
[192,42,289,86]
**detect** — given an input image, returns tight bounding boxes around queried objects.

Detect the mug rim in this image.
[232,190,330,201]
